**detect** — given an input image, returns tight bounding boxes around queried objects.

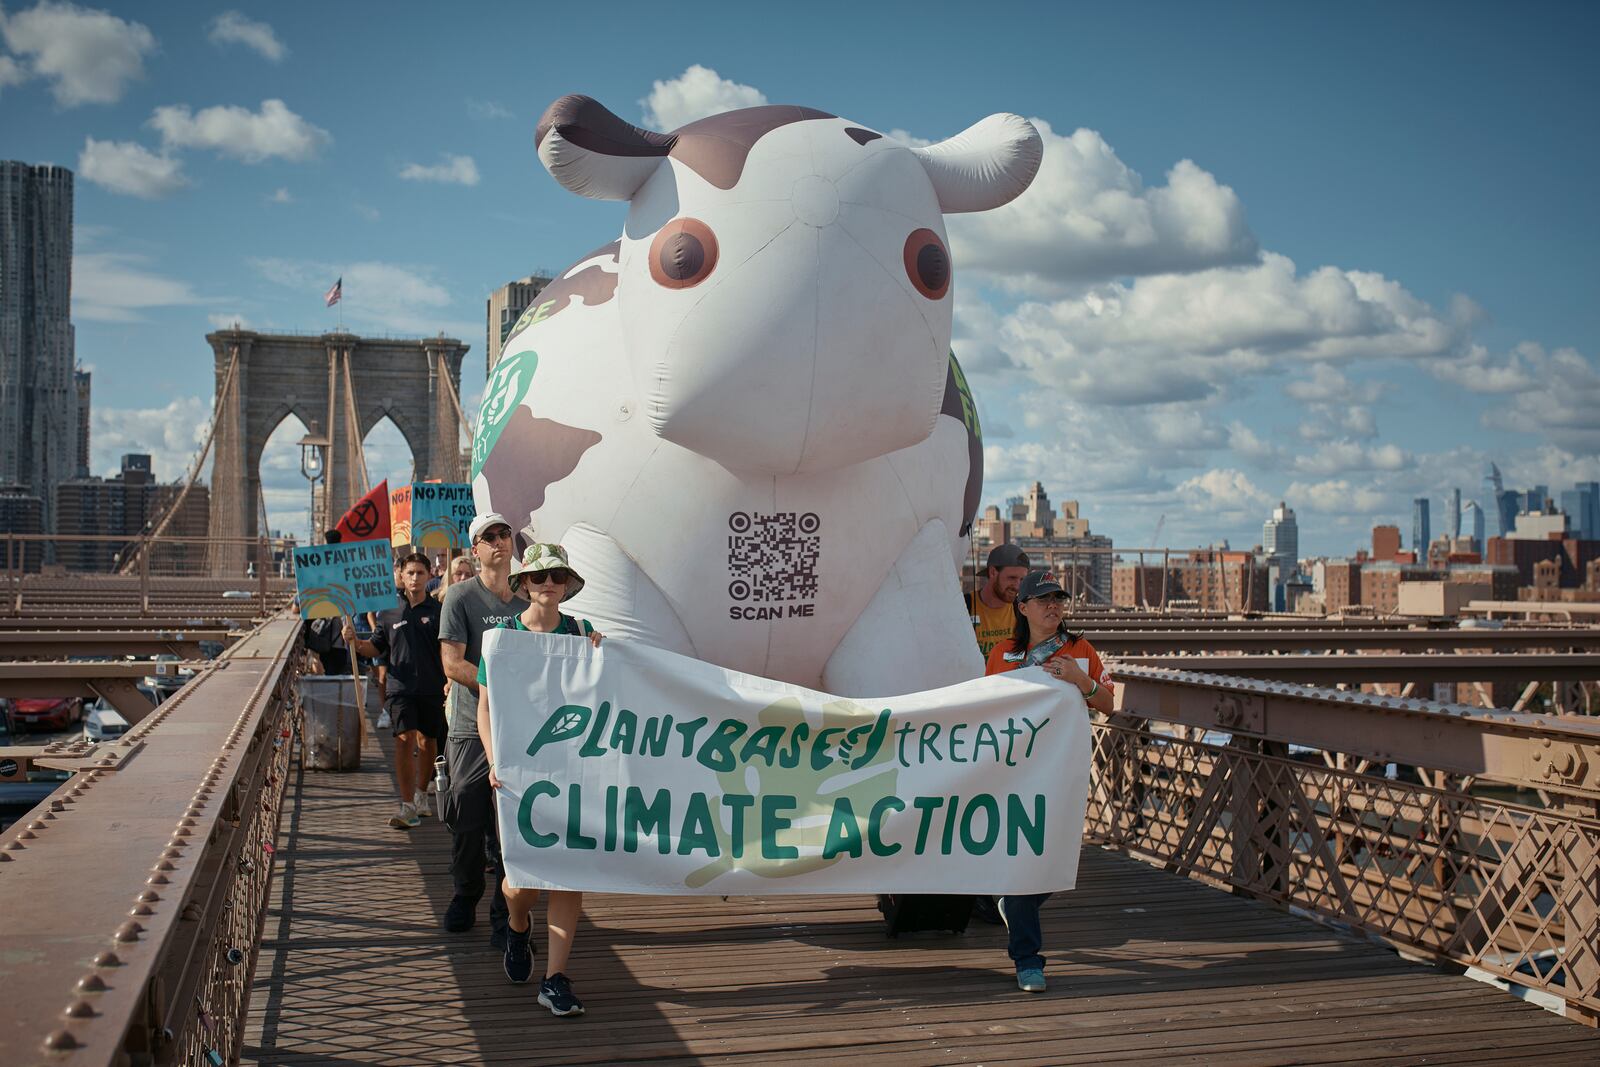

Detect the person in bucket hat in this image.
[478,539,603,1017]
[507,542,586,601]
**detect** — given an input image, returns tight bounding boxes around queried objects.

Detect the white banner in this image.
[484,630,1089,895]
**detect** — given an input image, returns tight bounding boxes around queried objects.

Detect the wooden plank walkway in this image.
[244,723,1600,1066]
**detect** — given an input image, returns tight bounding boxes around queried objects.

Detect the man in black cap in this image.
[969,543,1030,659]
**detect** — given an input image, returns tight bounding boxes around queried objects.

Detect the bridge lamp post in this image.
[298,433,329,548]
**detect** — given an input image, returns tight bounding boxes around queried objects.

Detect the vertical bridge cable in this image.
[119,346,241,575]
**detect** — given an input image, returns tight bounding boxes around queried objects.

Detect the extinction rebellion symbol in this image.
[345,499,382,539]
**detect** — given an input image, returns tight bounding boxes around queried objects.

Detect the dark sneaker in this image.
[538,972,585,1017]
[973,895,1004,925]
[1017,967,1046,993]
[443,895,476,933]
[502,926,534,984]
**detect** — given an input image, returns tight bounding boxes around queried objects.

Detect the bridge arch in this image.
[205,329,469,573]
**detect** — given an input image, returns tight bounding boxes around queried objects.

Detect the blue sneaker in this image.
[502,925,534,984]
[1017,967,1046,993]
[538,972,585,1017]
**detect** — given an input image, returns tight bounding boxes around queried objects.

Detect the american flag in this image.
[324,277,342,307]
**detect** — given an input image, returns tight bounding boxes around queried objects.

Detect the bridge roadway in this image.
[242,716,1600,1065]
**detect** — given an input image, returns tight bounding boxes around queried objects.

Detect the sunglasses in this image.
[476,528,513,544]
[525,568,570,586]
[1026,593,1069,605]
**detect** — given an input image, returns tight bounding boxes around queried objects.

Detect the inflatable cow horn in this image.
[909,113,1043,213]
[536,94,673,201]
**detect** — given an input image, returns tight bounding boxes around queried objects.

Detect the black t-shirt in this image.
[369,595,446,698]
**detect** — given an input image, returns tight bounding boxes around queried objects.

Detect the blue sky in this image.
[4,1,1596,554]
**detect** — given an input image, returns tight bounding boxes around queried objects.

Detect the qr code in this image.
[727,511,820,602]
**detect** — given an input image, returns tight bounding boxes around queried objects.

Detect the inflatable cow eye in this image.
[649,218,719,289]
[903,228,950,300]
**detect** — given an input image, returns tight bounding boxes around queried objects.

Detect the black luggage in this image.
[876,894,974,937]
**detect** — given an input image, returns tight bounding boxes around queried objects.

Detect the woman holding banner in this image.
[478,542,602,1018]
[983,570,1114,993]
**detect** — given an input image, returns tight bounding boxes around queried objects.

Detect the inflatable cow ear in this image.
[910,113,1043,213]
[536,94,675,201]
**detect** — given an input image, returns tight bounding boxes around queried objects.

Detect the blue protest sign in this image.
[292,539,395,619]
[409,483,474,549]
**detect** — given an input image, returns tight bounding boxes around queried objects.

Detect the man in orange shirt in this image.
[969,544,1030,658]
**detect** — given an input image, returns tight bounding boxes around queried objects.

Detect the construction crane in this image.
[1149,514,1165,547]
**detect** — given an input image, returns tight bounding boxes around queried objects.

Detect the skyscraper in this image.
[1560,482,1599,540]
[1462,499,1486,551]
[0,162,77,532]
[1412,498,1430,553]
[485,273,551,375]
[1263,501,1298,608]
[1448,487,1461,540]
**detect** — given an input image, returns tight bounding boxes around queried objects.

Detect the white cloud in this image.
[995,252,1466,406]
[78,137,188,198]
[92,396,208,481]
[0,1,155,106]
[252,257,471,337]
[1427,342,1539,395]
[1473,344,1600,452]
[268,187,293,204]
[1291,440,1410,476]
[207,11,285,62]
[640,64,766,130]
[74,250,207,322]
[150,99,330,162]
[1286,478,1387,514]
[468,99,514,120]
[398,154,480,186]
[947,120,1259,291]
[1177,468,1271,513]
[0,54,26,91]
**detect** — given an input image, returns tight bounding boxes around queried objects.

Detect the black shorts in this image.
[387,693,446,743]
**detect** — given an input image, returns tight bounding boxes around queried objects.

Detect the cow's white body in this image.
[472,101,1040,697]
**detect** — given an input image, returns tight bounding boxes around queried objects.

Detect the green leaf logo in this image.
[472,348,539,478]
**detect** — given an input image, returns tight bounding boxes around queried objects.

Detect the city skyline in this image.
[2,2,1596,554]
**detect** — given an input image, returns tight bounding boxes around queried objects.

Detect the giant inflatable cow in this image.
[473,95,1042,697]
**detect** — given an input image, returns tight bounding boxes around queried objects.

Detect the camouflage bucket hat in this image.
[508,542,585,602]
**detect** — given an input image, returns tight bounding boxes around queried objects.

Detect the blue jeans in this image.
[1000,893,1051,972]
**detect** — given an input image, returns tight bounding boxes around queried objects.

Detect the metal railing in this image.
[1095,665,1600,1022]
[2,534,299,619]
[0,613,304,1065]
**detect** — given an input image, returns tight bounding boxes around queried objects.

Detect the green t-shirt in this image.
[476,612,593,686]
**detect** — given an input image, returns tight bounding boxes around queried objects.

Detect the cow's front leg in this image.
[821,519,984,698]
[560,523,697,656]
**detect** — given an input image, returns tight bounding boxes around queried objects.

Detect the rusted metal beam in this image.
[1111,664,1600,799]
[1088,627,1600,653]
[0,629,233,658]
[0,661,204,724]
[0,613,301,1064]
[1111,651,1600,684]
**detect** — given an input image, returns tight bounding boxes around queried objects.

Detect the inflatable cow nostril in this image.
[475,95,1041,695]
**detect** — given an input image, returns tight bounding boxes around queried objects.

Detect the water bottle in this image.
[434,755,450,796]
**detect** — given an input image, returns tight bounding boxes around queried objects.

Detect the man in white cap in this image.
[438,512,529,948]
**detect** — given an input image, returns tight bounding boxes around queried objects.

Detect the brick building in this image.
[54,454,210,573]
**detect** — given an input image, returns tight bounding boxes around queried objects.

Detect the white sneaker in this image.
[414,791,433,817]
[388,802,420,829]
[376,708,392,729]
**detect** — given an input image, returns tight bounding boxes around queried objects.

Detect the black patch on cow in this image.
[503,240,621,348]
[844,127,882,145]
[938,351,983,537]
[481,409,603,528]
